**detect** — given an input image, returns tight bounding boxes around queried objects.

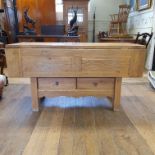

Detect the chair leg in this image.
[0,55,5,75]
[117,24,119,35]
[109,23,112,36]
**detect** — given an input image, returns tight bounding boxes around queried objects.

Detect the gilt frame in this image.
[136,0,152,11]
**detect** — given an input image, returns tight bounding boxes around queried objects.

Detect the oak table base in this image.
[30,77,122,112]
[6,42,146,112]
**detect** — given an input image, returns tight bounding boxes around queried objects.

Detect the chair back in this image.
[118,4,130,22]
[135,32,153,48]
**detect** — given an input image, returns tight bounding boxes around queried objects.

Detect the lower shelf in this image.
[38,89,114,98]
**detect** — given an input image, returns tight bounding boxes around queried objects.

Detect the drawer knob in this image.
[55,81,59,86]
[93,82,98,87]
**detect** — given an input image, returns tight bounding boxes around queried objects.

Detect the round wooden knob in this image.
[55,81,59,86]
[93,82,98,87]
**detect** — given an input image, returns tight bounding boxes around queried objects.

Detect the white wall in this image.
[127,0,155,70]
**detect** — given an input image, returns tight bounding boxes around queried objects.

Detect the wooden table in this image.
[17,35,80,42]
[6,42,146,111]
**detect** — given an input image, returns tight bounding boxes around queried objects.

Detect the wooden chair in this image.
[135,32,153,48]
[109,4,130,36]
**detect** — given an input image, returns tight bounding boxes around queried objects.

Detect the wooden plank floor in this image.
[0,85,41,155]
[0,79,155,155]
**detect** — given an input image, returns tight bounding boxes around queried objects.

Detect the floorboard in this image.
[122,83,155,154]
[0,85,40,155]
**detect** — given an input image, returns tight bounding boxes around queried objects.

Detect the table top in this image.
[6,42,145,49]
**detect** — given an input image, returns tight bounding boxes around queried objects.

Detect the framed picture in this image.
[136,0,152,11]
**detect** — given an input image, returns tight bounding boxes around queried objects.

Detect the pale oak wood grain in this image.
[5,43,146,111]
[31,78,39,111]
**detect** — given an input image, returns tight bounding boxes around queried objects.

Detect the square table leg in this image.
[113,77,122,111]
[31,77,39,111]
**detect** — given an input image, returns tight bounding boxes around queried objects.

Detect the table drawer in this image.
[77,78,114,90]
[38,78,76,90]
